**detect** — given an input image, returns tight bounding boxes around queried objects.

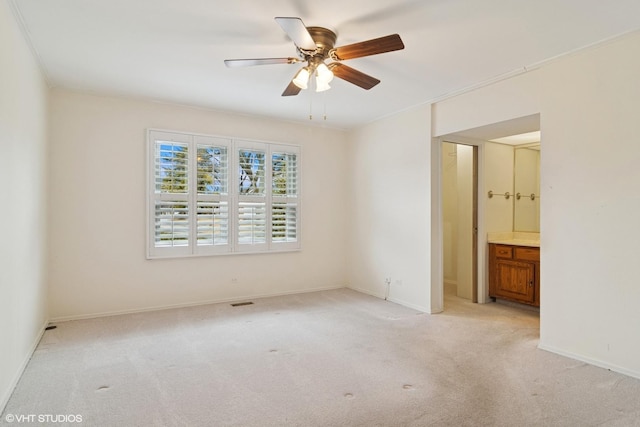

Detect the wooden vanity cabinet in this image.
[488,243,540,307]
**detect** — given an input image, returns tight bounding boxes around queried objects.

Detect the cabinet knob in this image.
[528,281,534,287]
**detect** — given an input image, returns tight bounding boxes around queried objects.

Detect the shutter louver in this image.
[272,203,297,242]
[197,201,229,245]
[154,201,189,247]
[238,202,266,244]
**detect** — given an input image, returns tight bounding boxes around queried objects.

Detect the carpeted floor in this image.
[2,288,640,426]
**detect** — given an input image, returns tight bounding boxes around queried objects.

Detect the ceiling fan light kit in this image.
[224,17,405,97]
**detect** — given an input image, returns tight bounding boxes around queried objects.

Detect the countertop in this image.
[486,238,540,247]
[487,232,540,247]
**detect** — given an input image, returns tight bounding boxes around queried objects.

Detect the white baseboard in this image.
[538,343,640,381]
[0,319,48,415]
[386,296,430,313]
[347,285,386,300]
[347,285,430,313]
[49,285,347,323]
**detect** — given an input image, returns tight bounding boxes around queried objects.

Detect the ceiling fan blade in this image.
[224,57,300,68]
[274,17,317,51]
[332,34,404,61]
[328,63,380,90]
[282,80,302,96]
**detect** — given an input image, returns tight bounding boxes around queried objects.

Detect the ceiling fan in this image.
[224,17,405,96]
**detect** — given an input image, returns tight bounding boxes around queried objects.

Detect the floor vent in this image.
[231,301,254,307]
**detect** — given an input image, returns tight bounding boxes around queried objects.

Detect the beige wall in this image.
[0,1,50,411]
[346,105,432,311]
[537,32,640,377]
[48,90,350,320]
[442,143,458,284]
[433,32,640,378]
[455,144,474,300]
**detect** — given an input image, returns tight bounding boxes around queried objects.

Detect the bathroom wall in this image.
[484,142,515,234]
[513,147,541,232]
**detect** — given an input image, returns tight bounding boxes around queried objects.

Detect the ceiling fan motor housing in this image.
[304,27,337,59]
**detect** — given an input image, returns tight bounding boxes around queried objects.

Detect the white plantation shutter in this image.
[271,147,300,249]
[194,136,231,254]
[149,131,192,257]
[238,202,267,244]
[196,201,229,246]
[148,130,300,258]
[154,201,189,247]
[235,141,268,252]
[271,203,297,243]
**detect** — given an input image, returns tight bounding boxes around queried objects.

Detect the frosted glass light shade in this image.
[292,68,310,89]
[316,63,334,84]
[315,78,331,92]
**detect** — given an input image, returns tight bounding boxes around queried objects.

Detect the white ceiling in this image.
[11,0,640,129]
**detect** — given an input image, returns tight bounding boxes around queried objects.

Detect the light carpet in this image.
[2,288,640,426]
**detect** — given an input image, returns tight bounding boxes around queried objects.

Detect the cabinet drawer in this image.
[514,247,539,262]
[494,245,513,259]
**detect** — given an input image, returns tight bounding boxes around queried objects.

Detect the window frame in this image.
[147,129,301,259]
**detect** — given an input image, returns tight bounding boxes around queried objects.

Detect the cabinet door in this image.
[494,260,535,304]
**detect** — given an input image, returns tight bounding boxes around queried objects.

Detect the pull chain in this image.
[323,91,327,122]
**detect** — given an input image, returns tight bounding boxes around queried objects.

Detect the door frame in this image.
[431,136,488,312]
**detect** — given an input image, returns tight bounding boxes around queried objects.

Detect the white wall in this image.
[432,32,640,378]
[433,70,541,138]
[0,1,49,412]
[48,90,349,320]
[346,105,432,312]
[537,33,640,378]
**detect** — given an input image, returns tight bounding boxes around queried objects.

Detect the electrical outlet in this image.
[231,278,238,284]
[395,279,403,287]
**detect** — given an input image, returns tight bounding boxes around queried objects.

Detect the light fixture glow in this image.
[315,78,331,92]
[316,63,334,84]
[292,67,310,89]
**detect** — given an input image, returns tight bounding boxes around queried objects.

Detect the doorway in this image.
[431,114,541,314]
[442,142,478,304]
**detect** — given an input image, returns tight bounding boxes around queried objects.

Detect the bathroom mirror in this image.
[513,143,540,232]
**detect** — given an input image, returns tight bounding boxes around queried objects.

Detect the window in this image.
[147,130,300,258]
